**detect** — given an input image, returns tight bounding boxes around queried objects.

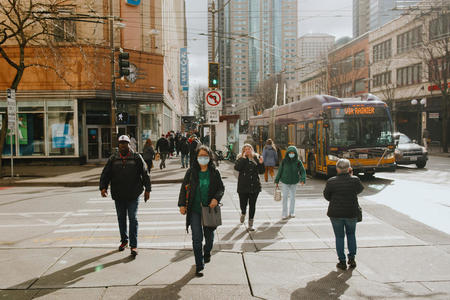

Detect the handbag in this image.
[274,186,282,201]
[202,204,222,227]
[154,153,160,161]
[357,205,362,222]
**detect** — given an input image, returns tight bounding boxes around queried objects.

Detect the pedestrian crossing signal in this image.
[208,62,219,89]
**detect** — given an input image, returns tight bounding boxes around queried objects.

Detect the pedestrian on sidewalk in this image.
[262,139,278,182]
[178,145,225,277]
[323,158,364,270]
[99,135,151,257]
[189,134,201,168]
[180,135,190,168]
[142,139,155,171]
[234,144,265,231]
[274,146,306,219]
[156,134,170,169]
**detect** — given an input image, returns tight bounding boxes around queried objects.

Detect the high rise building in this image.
[212,0,298,114]
[297,34,335,82]
[354,0,420,37]
[353,0,370,38]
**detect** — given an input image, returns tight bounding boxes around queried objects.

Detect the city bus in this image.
[249,94,396,177]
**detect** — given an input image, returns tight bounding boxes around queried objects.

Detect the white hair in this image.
[336,158,351,173]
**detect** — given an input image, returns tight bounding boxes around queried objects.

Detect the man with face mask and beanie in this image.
[100,135,151,257]
[275,146,306,219]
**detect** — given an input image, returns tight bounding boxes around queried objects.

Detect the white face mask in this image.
[288,153,295,158]
[197,156,210,166]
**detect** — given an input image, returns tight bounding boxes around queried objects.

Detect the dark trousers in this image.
[144,159,152,171]
[330,217,357,262]
[160,152,168,169]
[114,199,139,248]
[190,211,215,269]
[239,192,259,219]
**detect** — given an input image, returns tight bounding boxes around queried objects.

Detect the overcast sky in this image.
[185,0,353,111]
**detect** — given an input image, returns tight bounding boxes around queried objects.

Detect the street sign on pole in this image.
[7,88,16,130]
[206,110,219,124]
[205,90,222,110]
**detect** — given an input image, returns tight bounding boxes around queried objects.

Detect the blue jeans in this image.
[114,199,139,248]
[181,153,189,167]
[282,183,297,217]
[330,218,357,262]
[190,211,215,269]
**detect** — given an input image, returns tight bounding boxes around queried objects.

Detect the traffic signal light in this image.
[208,62,219,89]
[118,52,130,77]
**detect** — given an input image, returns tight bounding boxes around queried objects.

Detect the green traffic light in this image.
[212,79,217,84]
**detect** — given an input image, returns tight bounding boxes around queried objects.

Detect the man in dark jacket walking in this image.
[323,158,364,270]
[100,135,151,257]
[156,134,170,169]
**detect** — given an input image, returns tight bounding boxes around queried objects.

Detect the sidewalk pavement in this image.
[1,161,450,299]
[0,155,189,187]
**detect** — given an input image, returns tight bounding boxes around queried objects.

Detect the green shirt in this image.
[193,170,210,213]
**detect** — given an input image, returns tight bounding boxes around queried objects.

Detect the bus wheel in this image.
[363,172,375,180]
[308,158,317,177]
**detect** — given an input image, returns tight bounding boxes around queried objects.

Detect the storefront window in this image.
[47,112,75,156]
[2,99,76,157]
[139,103,161,146]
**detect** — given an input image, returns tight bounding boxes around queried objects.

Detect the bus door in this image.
[316,120,327,173]
[288,124,295,145]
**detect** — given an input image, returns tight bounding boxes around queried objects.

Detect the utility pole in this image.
[109,0,118,148]
[209,0,217,151]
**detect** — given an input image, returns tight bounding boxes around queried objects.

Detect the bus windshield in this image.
[328,108,393,147]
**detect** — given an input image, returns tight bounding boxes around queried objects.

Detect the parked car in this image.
[394,132,428,168]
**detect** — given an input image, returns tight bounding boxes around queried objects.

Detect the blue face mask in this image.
[197,156,210,166]
[288,153,295,158]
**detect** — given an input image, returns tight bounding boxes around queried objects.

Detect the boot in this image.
[240,214,245,224]
[336,261,347,270]
[248,219,255,231]
[348,257,357,268]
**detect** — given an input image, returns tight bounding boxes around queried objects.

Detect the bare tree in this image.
[193,85,208,121]
[403,2,450,152]
[250,76,280,115]
[0,0,105,171]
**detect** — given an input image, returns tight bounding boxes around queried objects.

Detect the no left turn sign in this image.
[205,90,222,110]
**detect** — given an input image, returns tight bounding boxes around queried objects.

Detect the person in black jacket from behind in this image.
[156,134,170,169]
[323,158,364,270]
[189,134,201,168]
[100,135,151,257]
[234,143,265,231]
[178,145,225,277]
[179,135,190,168]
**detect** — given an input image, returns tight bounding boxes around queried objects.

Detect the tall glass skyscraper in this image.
[212,0,298,112]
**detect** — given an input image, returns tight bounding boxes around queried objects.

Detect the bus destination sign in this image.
[331,106,380,118]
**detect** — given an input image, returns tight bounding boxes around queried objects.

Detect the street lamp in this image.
[411,98,427,144]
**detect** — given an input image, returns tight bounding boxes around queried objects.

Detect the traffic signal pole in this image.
[210,0,216,151]
[109,0,118,148]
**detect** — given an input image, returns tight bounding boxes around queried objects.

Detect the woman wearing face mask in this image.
[178,145,225,277]
[275,146,306,219]
[234,144,265,231]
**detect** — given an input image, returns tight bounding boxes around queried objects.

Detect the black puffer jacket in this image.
[100,151,151,202]
[178,162,225,231]
[234,154,265,194]
[323,173,364,218]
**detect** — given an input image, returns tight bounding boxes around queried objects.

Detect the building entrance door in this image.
[87,126,111,162]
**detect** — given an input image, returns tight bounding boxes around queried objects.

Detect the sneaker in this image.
[289,214,296,218]
[282,216,289,220]
[240,214,245,224]
[130,248,138,257]
[336,261,347,270]
[348,258,357,268]
[248,219,255,231]
[118,242,128,251]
